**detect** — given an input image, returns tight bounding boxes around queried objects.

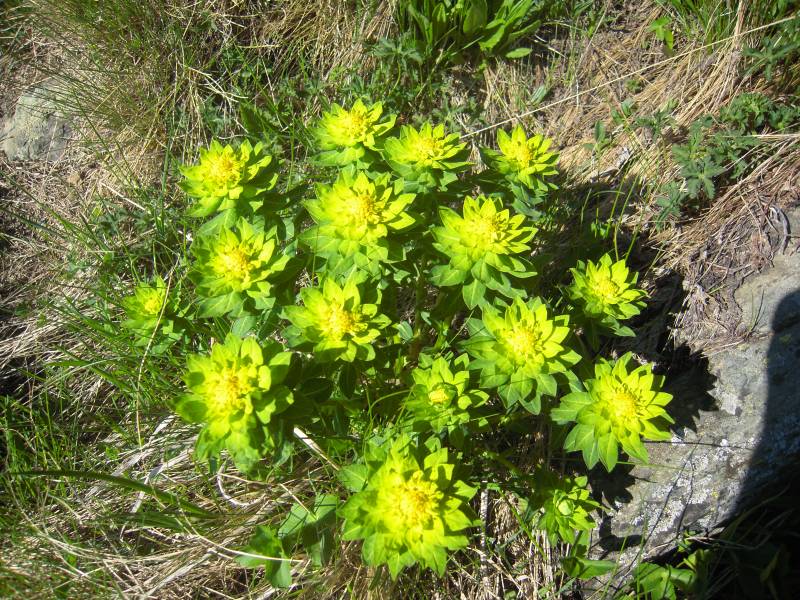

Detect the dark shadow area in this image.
[628,290,800,598]
[735,289,800,513]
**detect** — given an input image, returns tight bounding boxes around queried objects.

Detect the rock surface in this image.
[1,84,71,161]
[588,205,800,576]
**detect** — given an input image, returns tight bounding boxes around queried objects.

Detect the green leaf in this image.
[462,278,486,310]
[598,434,619,471]
[338,463,369,492]
[462,0,488,36]
[19,470,214,517]
[505,47,533,59]
[562,557,617,579]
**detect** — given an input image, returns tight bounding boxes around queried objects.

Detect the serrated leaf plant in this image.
[180,139,277,218]
[567,253,646,341]
[431,194,536,308]
[463,296,580,412]
[282,274,391,362]
[313,99,396,167]
[552,352,674,471]
[189,218,291,318]
[339,435,479,578]
[177,333,294,473]
[301,167,417,274]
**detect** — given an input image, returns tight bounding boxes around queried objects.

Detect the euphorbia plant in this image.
[177,333,294,473]
[339,435,479,578]
[156,102,675,583]
[431,194,536,308]
[552,352,673,471]
[463,296,580,412]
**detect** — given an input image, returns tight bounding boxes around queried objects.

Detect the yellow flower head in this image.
[282,275,391,362]
[339,436,478,578]
[553,353,674,471]
[179,334,294,473]
[382,123,470,184]
[485,126,558,191]
[180,140,275,217]
[568,253,646,326]
[305,170,416,246]
[315,100,395,150]
[190,218,291,318]
[464,297,580,412]
[434,195,535,264]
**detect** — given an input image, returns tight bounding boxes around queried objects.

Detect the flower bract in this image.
[190,218,291,317]
[282,274,391,362]
[339,436,478,578]
[567,253,646,337]
[482,126,558,192]
[313,100,395,166]
[382,123,469,189]
[177,333,294,472]
[463,297,580,412]
[301,169,416,272]
[552,352,674,471]
[180,139,277,217]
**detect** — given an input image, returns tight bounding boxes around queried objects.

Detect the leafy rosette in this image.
[404,354,488,438]
[567,253,647,341]
[431,195,536,308]
[313,100,395,167]
[339,435,479,578]
[121,276,184,351]
[481,126,558,192]
[382,122,470,190]
[552,353,674,471]
[282,274,391,362]
[180,139,277,218]
[177,333,294,473]
[300,168,417,274]
[190,218,291,318]
[525,471,600,546]
[463,297,580,412]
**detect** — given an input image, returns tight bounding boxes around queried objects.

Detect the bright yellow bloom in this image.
[553,353,674,471]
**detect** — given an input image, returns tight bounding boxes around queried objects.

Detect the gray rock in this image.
[1,84,72,161]
[588,206,800,580]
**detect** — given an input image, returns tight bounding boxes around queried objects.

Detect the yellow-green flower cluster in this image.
[434,195,535,264]
[121,276,184,351]
[568,253,646,337]
[405,355,488,436]
[552,353,673,471]
[190,219,291,317]
[531,471,599,545]
[301,169,416,271]
[482,126,558,191]
[177,334,294,472]
[180,140,276,217]
[463,297,580,412]
[314,100,395,166]
[383,123,469,188]
[339,436,478,578]
[282,275,390,362]
[431,195,536,307]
